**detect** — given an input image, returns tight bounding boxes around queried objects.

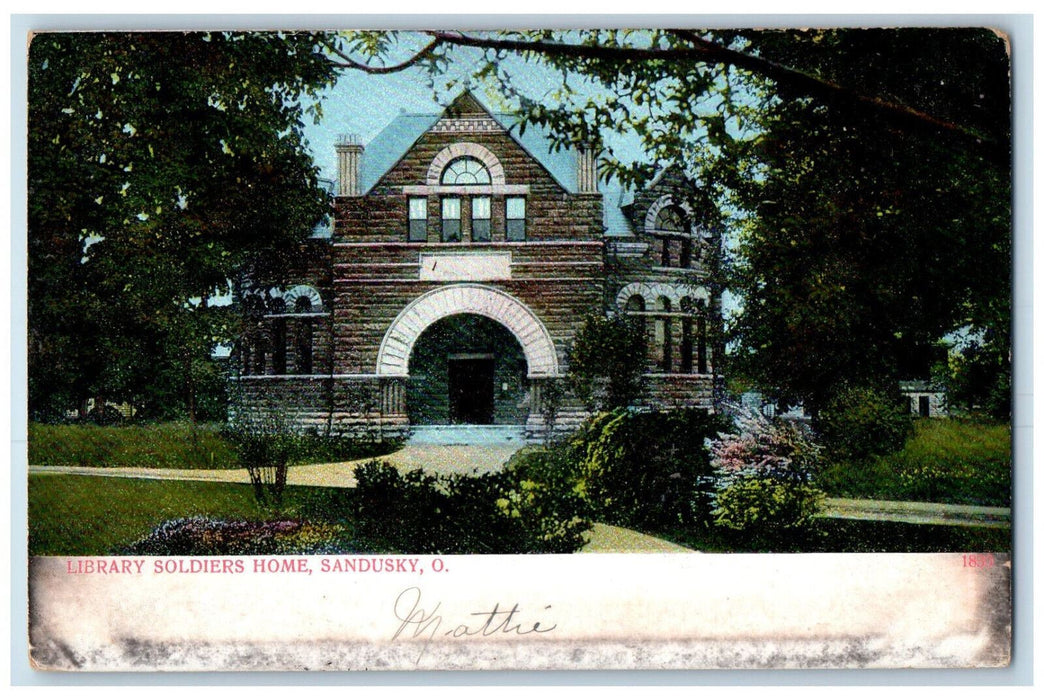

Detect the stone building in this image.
[232,92,722,438]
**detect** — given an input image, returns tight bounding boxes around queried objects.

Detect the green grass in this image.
[27,422,404,470]
[30,472,1011,556]
[817,418,1011,507]
[28,422,241,470]
[653,517,1010,553]
[27,474,352,555]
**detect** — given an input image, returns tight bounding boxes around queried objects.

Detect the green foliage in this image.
[944,334,1011,420]
[352,458,589,554]
[223,417,298,505]
[28,421,240,470]
[539,377,566,443]
[566,314,646,411]
[571,408,728,531]
[711,477,824,546]
[342,29,1010,419]
[706,406,825,546]
[815,384,913,461]
[728,29,1010,412]
[817,418,1011,507]
[28,32,338,419]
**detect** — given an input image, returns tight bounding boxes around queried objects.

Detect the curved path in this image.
[28,445,697,553]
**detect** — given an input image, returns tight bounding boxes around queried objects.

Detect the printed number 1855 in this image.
[962,554,996,568]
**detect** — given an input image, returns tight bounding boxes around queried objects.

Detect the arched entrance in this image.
[376,284,560,429]
[376,284,559,378]
[407,314,528,425]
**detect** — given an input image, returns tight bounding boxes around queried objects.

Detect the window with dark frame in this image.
[441,197,461,242]
[294,297,313,375]
[506,196,526,241]
[408,197,428,242]
[272,319,287,375]
[471,196,491,242]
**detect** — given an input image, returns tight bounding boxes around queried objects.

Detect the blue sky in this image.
[301,36,648,184]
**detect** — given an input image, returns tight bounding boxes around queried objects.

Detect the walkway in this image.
[29,441,1011,531]
[821,497,1011,529]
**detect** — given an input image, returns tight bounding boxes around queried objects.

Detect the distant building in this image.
[899,380,948,418]
[231,92,723,437]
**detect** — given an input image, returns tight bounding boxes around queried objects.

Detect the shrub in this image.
[352,457,589,554]
[707,406,824,546]
[816,384,913,460]
[572,408,728,532]
[223,418,299,506]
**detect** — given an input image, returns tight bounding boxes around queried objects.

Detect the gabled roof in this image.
[354,90,646,235]
[359,113,440,195]
[359,91,580,195]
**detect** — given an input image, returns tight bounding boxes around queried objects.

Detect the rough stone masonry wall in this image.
[331,121,606,379]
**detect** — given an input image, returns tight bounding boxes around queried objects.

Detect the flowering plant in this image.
[705,404,824,539]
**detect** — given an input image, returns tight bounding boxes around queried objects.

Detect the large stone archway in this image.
[376,284,560,378]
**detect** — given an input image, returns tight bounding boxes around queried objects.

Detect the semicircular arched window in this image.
[654,205,688,233]
[441,157,492,186]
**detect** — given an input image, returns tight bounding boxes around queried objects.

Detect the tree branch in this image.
[322,35,442,74]
[668,30,994,146]
[325,29,1003,159]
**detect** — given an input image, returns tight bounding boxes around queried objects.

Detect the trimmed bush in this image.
[223,419,298,506]
[352,457,589,554]
[566,314,646,411]
[572,407,729,532]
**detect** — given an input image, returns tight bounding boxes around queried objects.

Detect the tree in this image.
[28,32,338,420]
[726,29,1011,415]
[327,29,1011,416]
[567,314,646,411]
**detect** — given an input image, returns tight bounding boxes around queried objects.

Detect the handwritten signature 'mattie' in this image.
[391,586,557,663]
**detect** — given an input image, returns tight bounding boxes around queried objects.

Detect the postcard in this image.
[23,25,1015,672]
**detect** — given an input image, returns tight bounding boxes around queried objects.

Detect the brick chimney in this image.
[336,134,364,196]
[576,140,600,194]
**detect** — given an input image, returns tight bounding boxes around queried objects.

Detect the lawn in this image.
[659,517,1010,554]
[27,474,352,555]
[28,422,241,470]
[27,421,402,470]
[816,418,1011,507]
[29,471,1011,556]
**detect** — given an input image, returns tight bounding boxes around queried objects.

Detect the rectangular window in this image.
[408,197,428,242]
[505,196,526,241]
[442,197,461,242]
[471,196,491,242]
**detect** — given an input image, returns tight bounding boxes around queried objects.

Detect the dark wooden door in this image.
[449,358,495,424]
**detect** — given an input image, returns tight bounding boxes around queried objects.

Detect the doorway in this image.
[448,354,495,424]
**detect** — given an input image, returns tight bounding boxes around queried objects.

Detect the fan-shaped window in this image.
[654,205,688,233]
[441,157,491,186]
